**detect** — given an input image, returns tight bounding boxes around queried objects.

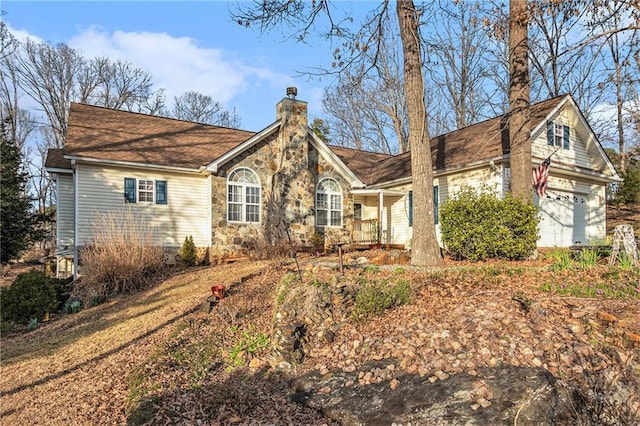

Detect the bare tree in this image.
[172,90,241,127]
[13,39,82,149]
[322,23,409,154]
[76,56,158,112]
[586,2,639,173]
[508,0,533,203]
[233,0,442,265]
[423,1,496,129]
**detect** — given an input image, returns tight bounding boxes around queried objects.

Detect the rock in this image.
[598,311,618,322]
[248,358,267,369]
[290,362,574,425]
[626,332,640,344]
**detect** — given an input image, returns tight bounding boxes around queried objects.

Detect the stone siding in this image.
[210,99,354,259]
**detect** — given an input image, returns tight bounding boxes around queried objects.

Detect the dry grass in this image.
[80,209,165,297]
[0,261,270,425]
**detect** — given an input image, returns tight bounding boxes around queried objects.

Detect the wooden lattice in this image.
[609,224,639,266]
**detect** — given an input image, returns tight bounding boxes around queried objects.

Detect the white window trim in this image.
[553,123,564,147]
[227,167,261,224]
[138,179,154,203]
[316,177,343,228]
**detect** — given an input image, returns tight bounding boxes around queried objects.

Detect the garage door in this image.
[536,191,588,247]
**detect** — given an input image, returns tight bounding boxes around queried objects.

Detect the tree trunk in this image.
[508,0,533,203]
[397,0,442,266]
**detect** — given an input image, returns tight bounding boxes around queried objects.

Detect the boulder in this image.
[291,361,573,425]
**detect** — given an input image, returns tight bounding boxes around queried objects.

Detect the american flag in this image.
[533,158,551,197]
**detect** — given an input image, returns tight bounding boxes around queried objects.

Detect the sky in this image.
[2,1,373,131]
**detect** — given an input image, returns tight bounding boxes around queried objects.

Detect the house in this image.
[46,88,620,277]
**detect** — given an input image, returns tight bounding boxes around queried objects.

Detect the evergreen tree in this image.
[1,118,35,264]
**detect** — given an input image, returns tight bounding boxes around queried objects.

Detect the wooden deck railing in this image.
[352,219,379,244]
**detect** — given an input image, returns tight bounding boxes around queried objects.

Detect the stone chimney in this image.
[264,87,314,246]
[276,86,308,127]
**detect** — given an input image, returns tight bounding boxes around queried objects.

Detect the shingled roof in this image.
[330,95,567,186]
[44,147,72,170]
[49,96,567,185]
[63,103,256,170]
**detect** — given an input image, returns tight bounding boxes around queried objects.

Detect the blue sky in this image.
[2,1,373,131]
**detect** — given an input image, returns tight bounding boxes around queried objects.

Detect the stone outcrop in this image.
[291,361,575,425]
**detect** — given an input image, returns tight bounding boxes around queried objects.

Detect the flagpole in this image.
[546,147,560,162]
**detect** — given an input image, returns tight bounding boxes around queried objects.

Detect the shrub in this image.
[181,235,197,266]
[440,186,539,261]
[27,318,39,332]
[80,209,165,296]
[0,270,58,324]
[547,248,574,270]
[612,167,640,206]
[577,249,599,269]
[64,298,83,314]
[228,325,270,367]
[352,278,411,321]
[309,232,325,254]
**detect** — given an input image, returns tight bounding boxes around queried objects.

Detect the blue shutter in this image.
[156,180,167,204]
[124,178,136,203]
[433,186,439,225]
[563,125,570,149]
[408,191,413,227]
[546,121,554,146]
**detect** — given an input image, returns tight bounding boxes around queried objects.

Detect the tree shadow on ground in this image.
[127,367,338,425]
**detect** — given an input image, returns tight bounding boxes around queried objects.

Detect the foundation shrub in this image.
[440,186,539,261]
[180,235,197,266]
[80,209,165,297]
[0,270,58,324]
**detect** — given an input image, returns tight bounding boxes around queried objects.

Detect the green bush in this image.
[440,186,539,261]
[612,167,640,206]
[0,270,58,324]
[352,278,411,321]
[181,235,197,266]
[64,298,83,314]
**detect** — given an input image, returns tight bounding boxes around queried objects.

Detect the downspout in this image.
[72,160,79,280]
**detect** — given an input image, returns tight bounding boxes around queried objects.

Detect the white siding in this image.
[387,186,411,246]
[437,167,501,201]
[55,173,75,246]
[531,104,611,175]
[75,163,210,248]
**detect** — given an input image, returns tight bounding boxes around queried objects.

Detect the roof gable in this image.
[531,95,619,179]
[64,103,255,170]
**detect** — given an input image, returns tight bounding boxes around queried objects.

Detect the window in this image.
[546,120,570,149]
[138,179,154,202]
[227,167,261,223]
[316,178,342,227]
[353,203,362,221]
[408,186,439,226]
[124,178,167,205]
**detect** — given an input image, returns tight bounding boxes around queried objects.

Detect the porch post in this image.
[378,191,384,244]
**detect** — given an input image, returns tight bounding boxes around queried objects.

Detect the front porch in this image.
[350,189,410,249]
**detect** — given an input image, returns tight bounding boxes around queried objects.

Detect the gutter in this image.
[64,155,208,174]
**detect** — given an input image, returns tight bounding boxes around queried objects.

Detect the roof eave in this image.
[46,167,73,174]
[64,155,207,174]
[207,121,281,173]
[309,131,365,188]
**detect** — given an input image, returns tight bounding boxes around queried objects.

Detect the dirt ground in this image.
[1,251,638,425]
